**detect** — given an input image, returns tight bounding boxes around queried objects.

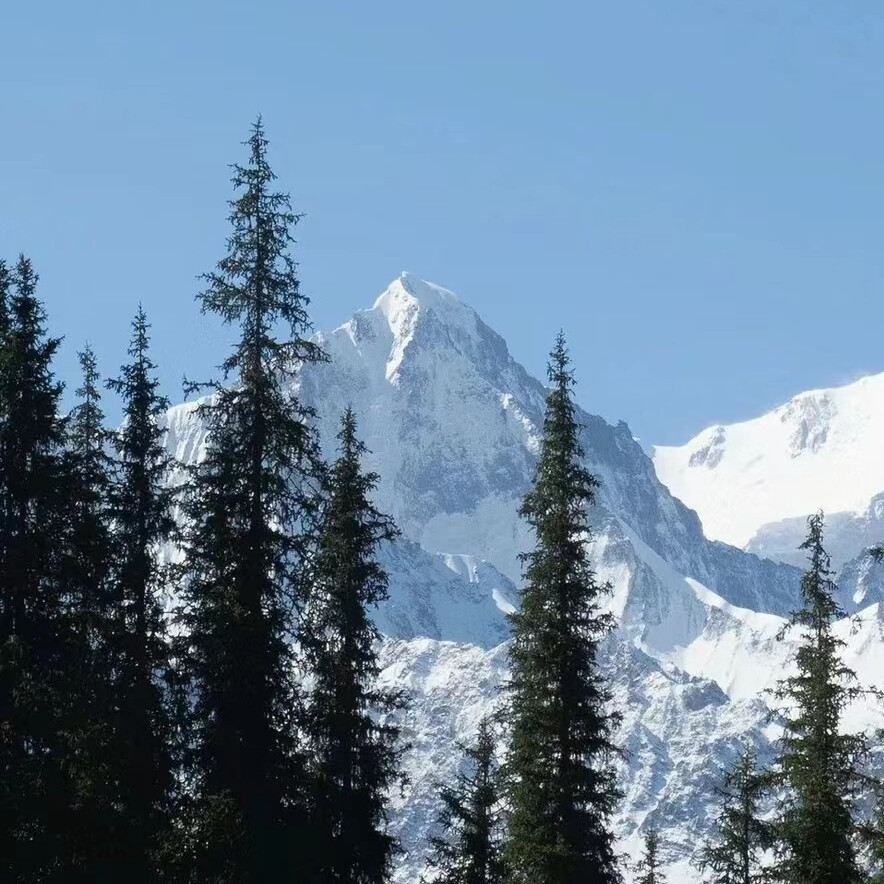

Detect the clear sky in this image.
[3,1,884,445]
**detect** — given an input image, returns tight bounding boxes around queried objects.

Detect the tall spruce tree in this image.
[422,716,506,884]
[0,256,72,880]
[0,259,9,340]
[178,118,325,882]
[306,407,403,884]
[504,333,622,884]
[0,256,15,875]
[769,512,868,884]
[62,344,121,880]
[696,745,769,884]
[105,307,178,881]
[65,345,116,650]
[634,830,665,884]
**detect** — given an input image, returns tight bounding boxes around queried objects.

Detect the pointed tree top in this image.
[78,342,97,364]
[130,304,151,353]
[14,253,38,293]
[548,330,573,387]
[792,509,845,624]
[337,405,362,457]
[75,344,101,400]
[800,510,827,558]
[0,259,11,326]
[244,115,271,172]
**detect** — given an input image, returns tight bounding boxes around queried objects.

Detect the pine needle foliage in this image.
[634,829,665,884]
[0,256,72,880]
[306,408,404,884]
[696,745,770,884]
[177,119,325,882]
[504,333,622,884]
[423,716,507,884]
[768,512,870,884]
[105,307,180,881]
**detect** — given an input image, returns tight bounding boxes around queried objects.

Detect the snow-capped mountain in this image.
[165,274,884,882]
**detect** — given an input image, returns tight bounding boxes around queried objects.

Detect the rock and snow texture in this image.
[165,274,884,882]
[299,274,802,618]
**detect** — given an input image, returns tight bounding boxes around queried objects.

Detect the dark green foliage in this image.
[65,345,116,654]
[859,792,884,884]
[306,408,404,884]
[769,513,869,884]
[423,716,506,884]
[0,256,72,880]
[0,259,10,340]
[504,333,622,884]
[177,118,325,881]
[696,745,770,884]
[105,307,179,882]
[61,344,121,880]
[634,830,665,884]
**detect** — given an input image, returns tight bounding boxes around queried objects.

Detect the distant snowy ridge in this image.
[653,372,884,551]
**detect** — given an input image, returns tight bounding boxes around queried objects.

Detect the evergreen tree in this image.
[0,256,15,876]
[65,345,116,639]
[0,259,10,340]
[62,344,120,880]
[306,408,403,884]
[634,830,665,884]
[178,118,325,882]
[504,333,622,884]
[769,512,868,884]
[105,306,178,882]
[696,745,769,884]
[422,716,506,884]
[0,255,71,880]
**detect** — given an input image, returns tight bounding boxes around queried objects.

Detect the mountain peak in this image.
[372,272,465,330]
[322,274,490,387]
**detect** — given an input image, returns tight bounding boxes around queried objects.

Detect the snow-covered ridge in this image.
[653,372,884,550]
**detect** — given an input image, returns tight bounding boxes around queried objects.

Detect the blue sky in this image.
[2,1,884,445]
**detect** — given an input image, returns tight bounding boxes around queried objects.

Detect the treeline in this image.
[2,118,884,884]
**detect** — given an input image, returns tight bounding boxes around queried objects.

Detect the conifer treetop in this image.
[107,306,170,417]
[9,255,63,390]
[0,259,11,336]
[696,743,770,884]
[634,829,665,884]
[423,715,506,884]
[197,116,324,387]
[71,345,107,457]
